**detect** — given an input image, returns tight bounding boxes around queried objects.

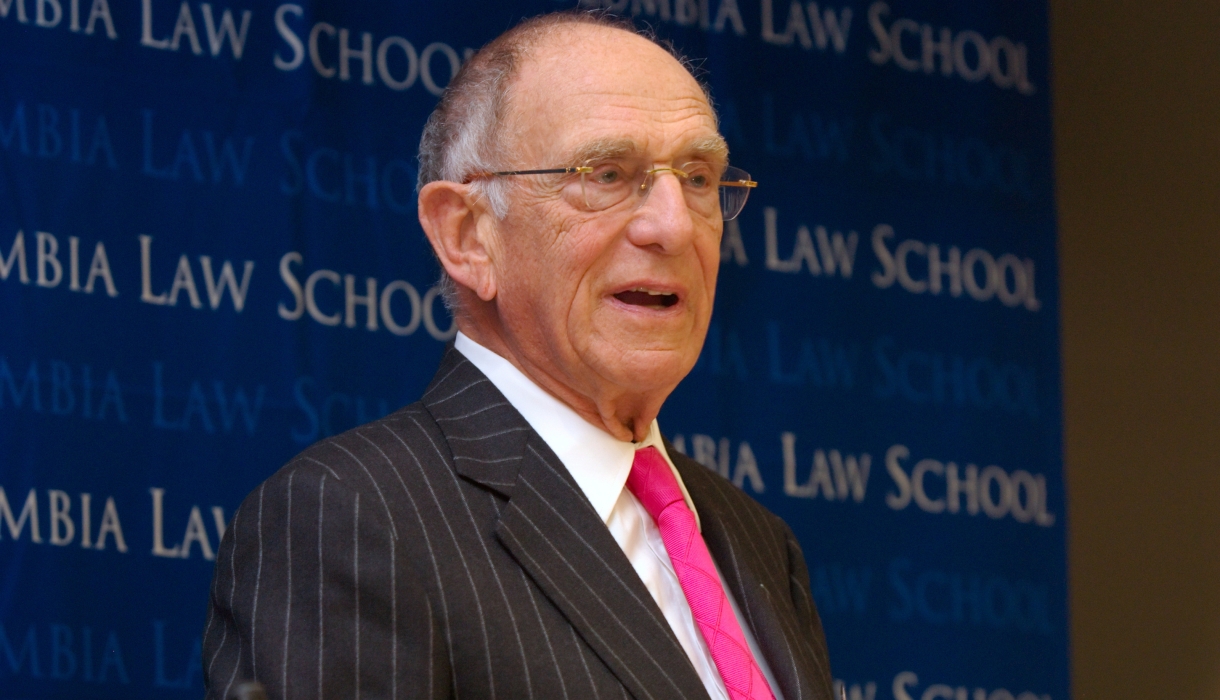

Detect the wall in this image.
[1052,0,1220,697]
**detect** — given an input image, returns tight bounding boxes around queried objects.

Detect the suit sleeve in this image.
[201,466,451,700]
[782,521,835,693]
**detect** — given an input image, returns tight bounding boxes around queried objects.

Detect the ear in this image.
[417,181,498,302]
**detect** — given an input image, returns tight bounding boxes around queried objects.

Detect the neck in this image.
[457,319,665,443]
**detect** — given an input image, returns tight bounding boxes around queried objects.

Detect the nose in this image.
[625,170,698,254]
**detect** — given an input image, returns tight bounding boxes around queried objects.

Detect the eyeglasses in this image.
[465,160,758,221]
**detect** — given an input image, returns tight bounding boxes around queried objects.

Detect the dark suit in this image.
[202,347,834,700]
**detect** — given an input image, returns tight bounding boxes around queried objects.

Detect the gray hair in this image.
[416,10,711,311]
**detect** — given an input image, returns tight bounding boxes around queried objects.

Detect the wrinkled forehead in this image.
[502,25,723,166]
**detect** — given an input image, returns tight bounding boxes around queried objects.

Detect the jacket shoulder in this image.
[261,401,451,498]
[218,402,457,577]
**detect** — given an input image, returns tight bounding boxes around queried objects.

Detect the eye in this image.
[683,164,716,189]
[587,163,626,186]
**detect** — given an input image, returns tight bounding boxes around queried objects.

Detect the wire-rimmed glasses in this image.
[465,160,758,221]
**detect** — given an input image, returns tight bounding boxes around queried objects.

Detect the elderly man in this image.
[203,11,833,700]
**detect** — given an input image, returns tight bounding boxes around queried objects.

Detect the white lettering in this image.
[783,432,869,501]
[0,230,30,284]
[95,496,127,551]
[344,274,377,330]
[870,224,895,288]
[179,505,214,559]
[308,22,336,78]
[139,234,168,304]
[149,487,180,557]
[48,489,74,545]
[139,0,169,48]
[305,268,342,326]
[199,255,253,311]
[338,28,372,83]
[169,1,202,55]
[764,207,857,277]
[866,2,1036,94]
[376,36,418,90]
[200,3,250,59]
[422,284,456,340]
[0,0,30,23]
[83,0,115,38]
[273,3,304,70]
[277,251,304,319]
[35,0,60,27]
[885,445,1055,526]
[35,231,62,288]
[419,42,460,96]
[891,671,1052,700]
[883,444,911,509]
[379,279,420,335]
[0,487,42,543]
[166,254,202,308]
[871,226,1039,310]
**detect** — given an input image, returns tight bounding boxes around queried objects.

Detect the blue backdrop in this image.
[0,0,1066,698]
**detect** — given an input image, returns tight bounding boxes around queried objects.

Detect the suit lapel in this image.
[421,347,531,497]
[671,448,833,700]
[422,348,709,700]
[497,440,710,700]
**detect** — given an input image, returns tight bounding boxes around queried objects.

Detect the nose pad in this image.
[636,168,688,212]
[629,169,697,252]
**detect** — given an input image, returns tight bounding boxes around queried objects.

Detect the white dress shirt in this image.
[455,332,783,700]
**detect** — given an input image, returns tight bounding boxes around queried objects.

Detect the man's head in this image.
[417,12,728,441]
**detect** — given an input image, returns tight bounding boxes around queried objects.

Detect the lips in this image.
[613,287,680,309]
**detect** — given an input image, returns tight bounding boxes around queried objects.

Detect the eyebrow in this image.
[561,134,731,166]
[685,135,730,163]
[565,137,639,166]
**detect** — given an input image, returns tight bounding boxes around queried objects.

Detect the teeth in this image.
[630,287,666,295]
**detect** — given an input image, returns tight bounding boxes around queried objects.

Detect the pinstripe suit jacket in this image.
[202,347,834,700]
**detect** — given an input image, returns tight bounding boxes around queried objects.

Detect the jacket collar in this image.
[421,347,828,700]
[420,346,531,497]
[421,346,710,700]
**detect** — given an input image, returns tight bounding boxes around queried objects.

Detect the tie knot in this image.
[625,446,686,522]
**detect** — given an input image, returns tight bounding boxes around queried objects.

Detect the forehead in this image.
[505,25,721,162]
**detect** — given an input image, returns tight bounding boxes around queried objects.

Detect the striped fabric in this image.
[202,347,835,700]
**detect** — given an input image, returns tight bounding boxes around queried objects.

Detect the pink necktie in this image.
[626,446,777,700]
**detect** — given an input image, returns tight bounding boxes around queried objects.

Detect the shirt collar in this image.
[454,332,700,529]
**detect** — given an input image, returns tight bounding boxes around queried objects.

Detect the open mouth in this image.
[613,288,680,309]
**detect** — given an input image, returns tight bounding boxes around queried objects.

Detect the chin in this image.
[592,345,698,393]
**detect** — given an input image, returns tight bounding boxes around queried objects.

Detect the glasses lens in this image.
[576,160,753,220]
[578,160,637,211]
[674,162,720,218]
[719,166,753,221]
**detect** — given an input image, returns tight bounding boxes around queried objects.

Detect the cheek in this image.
[499,202,567,278]
[566,240,617,324]
[502,212,606,331]
[696,232,722,307]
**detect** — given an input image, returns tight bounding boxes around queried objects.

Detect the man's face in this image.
[487,26,725,414]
